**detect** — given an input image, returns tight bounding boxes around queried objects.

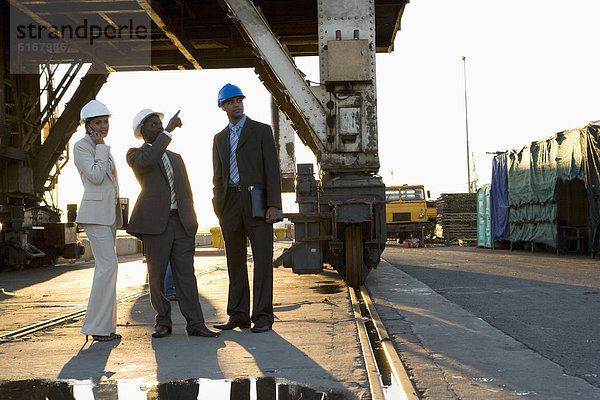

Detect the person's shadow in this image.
[123,263,360,399]
[57,339,120,391]
[138,294,354,397]
[126,288,227,381]
[221,329,356,396]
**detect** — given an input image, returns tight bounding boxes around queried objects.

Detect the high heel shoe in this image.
[85,332,121,342]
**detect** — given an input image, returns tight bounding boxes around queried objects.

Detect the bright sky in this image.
[56,0,600,231]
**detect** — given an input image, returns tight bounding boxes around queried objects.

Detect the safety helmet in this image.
[132,109,164,139]
[217,83,245,107]
[80,100,110,123]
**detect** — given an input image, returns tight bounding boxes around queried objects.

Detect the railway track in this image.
[350,285,420,400]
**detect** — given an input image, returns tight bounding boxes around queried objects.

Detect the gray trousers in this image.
[142,214,205,333]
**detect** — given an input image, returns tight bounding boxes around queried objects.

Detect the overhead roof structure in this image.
[8,0,408,71]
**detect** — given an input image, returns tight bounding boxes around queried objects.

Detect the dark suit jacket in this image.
[126,132,198,238]
[212,117,282,221]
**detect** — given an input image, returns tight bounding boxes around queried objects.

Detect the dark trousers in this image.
[143,214,205,333]
[221,189,274,326]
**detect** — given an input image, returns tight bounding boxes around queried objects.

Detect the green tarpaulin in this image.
[507,123,600,253]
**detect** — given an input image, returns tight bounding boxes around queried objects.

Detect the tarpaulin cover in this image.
[506,123,600,253]
[490,153,509,241]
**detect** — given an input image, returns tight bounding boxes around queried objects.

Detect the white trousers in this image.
[81,223,118,336]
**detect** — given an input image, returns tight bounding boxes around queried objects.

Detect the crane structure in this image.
[0,0,408,285]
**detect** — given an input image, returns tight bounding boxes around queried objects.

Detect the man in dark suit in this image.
[212,84,282,333]
[127,108,219,338]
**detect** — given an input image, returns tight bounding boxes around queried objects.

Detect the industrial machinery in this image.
[385,185,437,244]
[0,0,409,285]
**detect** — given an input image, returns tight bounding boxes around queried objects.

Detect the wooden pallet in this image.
[436,193,477,245]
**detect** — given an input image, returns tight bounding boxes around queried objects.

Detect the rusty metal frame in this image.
[8,0,117,73]
[32,64,109,192]
[135,0,202,70]
[221,0,327,156]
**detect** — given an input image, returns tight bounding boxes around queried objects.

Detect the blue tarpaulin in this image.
[490,153,509,241]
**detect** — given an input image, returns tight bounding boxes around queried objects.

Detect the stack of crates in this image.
[436,193,477,245]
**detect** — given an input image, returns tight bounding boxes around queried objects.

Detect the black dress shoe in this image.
[251,321,272,333]
[152,325,172,338]
[190,324,220,337]
[213,320,251,330]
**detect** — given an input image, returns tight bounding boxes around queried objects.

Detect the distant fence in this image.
[78,233,212,260]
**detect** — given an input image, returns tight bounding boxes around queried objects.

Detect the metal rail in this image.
[350,285,420,400]
[0,266,224,343]
[349,286,386,400]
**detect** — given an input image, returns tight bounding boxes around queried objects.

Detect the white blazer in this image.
[73,134,122,227]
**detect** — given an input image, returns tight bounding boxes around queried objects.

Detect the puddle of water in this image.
[0,377,351,399]
[473,377,494,383]
[510,391,537,396]
[309,284,345,294]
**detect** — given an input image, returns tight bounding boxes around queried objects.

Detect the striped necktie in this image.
[229,125,240,185]
[161,152,177,208]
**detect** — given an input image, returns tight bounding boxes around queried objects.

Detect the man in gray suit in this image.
[212,84,282,333]
[127,109,218,338]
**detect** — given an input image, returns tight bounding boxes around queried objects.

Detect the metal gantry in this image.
[1,0,409,285]
[224,0,388,285]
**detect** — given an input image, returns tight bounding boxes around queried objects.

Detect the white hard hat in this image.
[132,109,164,139]
[80,100,110,123]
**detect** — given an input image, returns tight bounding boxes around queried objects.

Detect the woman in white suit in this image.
[74,99,123,342]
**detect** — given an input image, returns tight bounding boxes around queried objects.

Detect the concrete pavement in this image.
[368,252,600,399]
[5,241,597,399]
[0,244,368,399]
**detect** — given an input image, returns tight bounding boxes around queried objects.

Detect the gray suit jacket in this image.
[73,134,122,227]
[212,117,282,223]
[126,132,198,238]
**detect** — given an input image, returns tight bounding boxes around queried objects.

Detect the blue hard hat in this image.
[218,83,245,107]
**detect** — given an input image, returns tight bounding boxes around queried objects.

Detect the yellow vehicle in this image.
[385,185,437,243]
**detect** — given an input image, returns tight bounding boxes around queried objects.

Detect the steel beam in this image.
[135,0,202,70]
[32,65,109,192]
[224,0,382,173]
[221,0,327,157]
[0,6,7,146]
[8,0,116,73]
[375,1,407,52]
[317,0,380,173]
[271,98,296,193]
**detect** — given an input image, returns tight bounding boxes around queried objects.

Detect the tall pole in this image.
[462,56,471,193]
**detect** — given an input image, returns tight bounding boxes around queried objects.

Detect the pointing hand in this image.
[166,110,183,132]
